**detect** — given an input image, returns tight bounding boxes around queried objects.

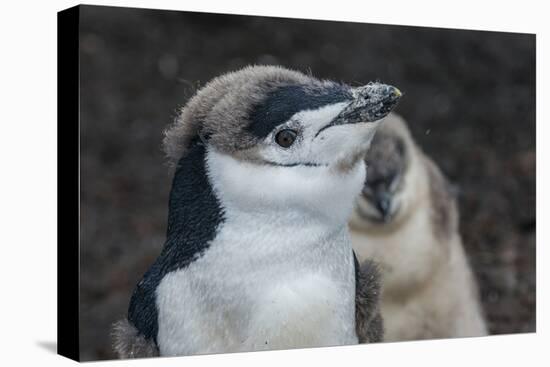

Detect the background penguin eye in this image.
[275,129,297,148]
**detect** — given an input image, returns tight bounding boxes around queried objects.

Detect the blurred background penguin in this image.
[349,114,487,341]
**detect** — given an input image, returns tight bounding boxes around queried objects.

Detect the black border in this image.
[57,5,80,362]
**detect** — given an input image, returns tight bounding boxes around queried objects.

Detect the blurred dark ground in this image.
[78,5,535,361]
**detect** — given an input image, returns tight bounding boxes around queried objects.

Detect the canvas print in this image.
[57,4,535,361]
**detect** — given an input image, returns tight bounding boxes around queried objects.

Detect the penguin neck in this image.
[205,146,366,234]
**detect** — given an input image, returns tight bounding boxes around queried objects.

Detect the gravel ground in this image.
[78,5,535,361]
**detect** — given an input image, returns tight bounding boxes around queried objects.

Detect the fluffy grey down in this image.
[112,318,159,359]
[355,259,383,343]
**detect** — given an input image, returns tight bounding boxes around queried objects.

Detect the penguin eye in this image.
[275,129,297,148]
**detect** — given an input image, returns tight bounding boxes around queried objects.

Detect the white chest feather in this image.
[155,149,364,356]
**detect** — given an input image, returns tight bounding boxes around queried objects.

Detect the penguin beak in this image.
[373,191,393,222]
[362,187,395,223]
[334,83,402,126]
[314,83,401,138]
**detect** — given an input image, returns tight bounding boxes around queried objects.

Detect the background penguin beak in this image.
[333,83,402,126]
[374,191,393,222]
[363,188,393,222]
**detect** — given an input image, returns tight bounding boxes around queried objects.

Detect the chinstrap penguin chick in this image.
[349,114,488,341]
[113,65,401,357]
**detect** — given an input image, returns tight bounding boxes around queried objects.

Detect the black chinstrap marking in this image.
[262,159,327,168]
[127,139,225,345]
[247,84,352,139]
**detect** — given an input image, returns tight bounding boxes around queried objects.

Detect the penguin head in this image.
[350,114,414,226]
[239,80,402,171]
[164,66,401,222]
